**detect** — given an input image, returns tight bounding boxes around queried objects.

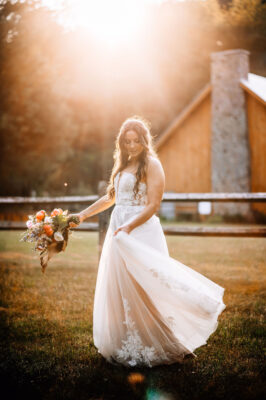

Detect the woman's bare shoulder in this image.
[147,156,165,182]
[147,156,164,172]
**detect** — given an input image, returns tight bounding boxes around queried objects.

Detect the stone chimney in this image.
[211,49,252,217]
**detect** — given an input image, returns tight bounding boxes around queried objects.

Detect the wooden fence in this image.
[1,193,266,241]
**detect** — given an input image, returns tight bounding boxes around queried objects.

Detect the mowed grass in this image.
[0,230,265,400]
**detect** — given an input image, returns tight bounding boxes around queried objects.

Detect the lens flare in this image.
[127,372,145,385]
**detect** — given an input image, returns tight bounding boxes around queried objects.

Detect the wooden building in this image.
[156,49,266,220]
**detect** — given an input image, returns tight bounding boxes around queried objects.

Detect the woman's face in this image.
[124,130,144,160]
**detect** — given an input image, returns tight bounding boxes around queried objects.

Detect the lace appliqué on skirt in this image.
[114,298,161,367]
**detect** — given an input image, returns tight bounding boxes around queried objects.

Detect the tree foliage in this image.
[0,0,265,196]
[206,0,266,35]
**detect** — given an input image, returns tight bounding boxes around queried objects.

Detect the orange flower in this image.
[36,210,45,221]
[43,224,54,236]
[51,208,63,217]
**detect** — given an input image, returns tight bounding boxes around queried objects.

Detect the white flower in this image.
[26,220,33,229]
[54,231,64,241]
[44,216,53,223]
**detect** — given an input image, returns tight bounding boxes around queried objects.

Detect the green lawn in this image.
[0,230,265,400]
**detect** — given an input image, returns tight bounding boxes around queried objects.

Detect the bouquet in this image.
[20,208,80,273]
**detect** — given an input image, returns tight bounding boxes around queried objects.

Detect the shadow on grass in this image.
[0,310,265,400]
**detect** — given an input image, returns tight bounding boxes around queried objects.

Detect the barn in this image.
[156,49,266,221]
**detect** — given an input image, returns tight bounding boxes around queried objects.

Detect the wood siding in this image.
[246,93,266,215]
[157,94,211,193]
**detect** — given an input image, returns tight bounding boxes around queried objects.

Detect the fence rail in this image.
[1,192,266,204]
[1,220,265,238]
[0,195,99,204]
[1,193,266,238]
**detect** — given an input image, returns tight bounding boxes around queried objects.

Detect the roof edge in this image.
[240,80,266,106]
[155,83,211,150]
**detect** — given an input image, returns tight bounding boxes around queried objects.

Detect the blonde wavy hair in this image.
[106,116,158,200]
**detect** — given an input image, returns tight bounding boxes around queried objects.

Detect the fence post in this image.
[97,180,112,261]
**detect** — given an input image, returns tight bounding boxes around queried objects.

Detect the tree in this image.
[1,0,265,196]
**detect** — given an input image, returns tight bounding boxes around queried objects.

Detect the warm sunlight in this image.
[46,0,149,48]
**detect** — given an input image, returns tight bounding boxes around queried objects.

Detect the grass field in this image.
[0,230,265,400]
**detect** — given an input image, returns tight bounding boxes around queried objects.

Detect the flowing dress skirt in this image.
[93,205,226,367]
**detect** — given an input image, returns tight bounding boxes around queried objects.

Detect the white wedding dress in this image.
[93,171,226,368]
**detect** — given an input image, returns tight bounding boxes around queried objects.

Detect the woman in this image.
[69,116,226,368]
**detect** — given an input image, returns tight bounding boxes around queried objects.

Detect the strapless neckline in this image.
[119,171,135,177]
[118,171,146,185]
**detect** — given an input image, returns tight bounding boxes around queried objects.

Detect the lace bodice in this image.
[114,172,147,206]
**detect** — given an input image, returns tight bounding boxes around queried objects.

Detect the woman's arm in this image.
[79,193,115,222]
[113,158,165,235]
[69,193,115,227]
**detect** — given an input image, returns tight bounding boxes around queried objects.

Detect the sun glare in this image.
[57,0,148,48]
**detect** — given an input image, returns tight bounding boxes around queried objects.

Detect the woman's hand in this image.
[68,213,82,228]
[113,224,132,236]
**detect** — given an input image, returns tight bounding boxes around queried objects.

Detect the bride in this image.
[69,116,226,368]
